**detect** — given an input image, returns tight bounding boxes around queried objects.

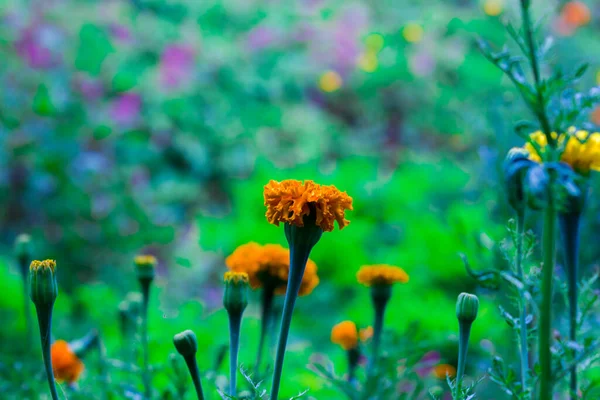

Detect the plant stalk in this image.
[256,286,275,371]
[559,211,581,400]
[369,284,391,374]
[515,210,530,392]
[183,355,205,400]
[456,322,472,396]
[140,279,152,400]
[228,312,242,396]
[35,305,59,400]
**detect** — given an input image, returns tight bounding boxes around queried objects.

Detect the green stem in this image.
[369,285,391,374]
[140,279,152,400]
[539,199,556,399]
[270,244,310,399]
[559,212,581,400]
[456,322,472,397]
[183,355,205,400]
[35,305,59,400]
[515,210,530,393]
[255,286,274,371]
[347,347,359,384]
[519,0,554,142]
[228,312,242,396]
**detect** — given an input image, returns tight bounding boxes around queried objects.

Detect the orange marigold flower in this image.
[357,264,410,286]
[524,130,600,175]
[359,326,374,342]
[331,321,358,350]
[51,340,84,383]
[432,363,457,379]
[263,180,353,232]
[225,242,319,296]
[562,1,591,27]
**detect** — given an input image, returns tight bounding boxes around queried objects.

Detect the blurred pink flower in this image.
[76,77,104,101]
[246,25,278,52]
[159,44,195,90]
[15,23,61,69]
[110,23,132,42]
[414,350,441,377]
[110,93,141,125]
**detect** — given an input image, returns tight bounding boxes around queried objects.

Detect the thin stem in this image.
[369,285,391,374]
[347,347,359,384]
[519,0,554,142]
[559,212,581,400]
[456,322,472,397]
[255,286,275,371]
[228,312,242,396]
[270,246,309,399]
[35,306,59,400]
[140,280,152,400]
[183,355,205,400]
[515,210,530,393]
[539,196,557,399]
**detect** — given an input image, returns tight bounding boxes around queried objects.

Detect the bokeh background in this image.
[1,0,600,398]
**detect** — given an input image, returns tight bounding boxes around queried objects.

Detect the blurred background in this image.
[1,0,600,398]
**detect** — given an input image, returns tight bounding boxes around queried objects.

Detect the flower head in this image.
[225,242,319,296]
[173,330,198,357]
[357,264,409,286]
[224,271,250,285]
[456,292,479,323]
[359,326,374,342]
[51,340,84,383]
[134,254,157,280]
[263,180,353,232]
[29,260,58,306]
[524,130,600,175]
[223,272,249,314]
[331,321,359,350]
[432,363,457,379]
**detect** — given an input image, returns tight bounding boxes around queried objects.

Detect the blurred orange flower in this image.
[432,363,456,379]
[51,340,84,383]
[562,1,591,27]
[357,265,410,286]
[331,321,359,350]
[359,326,374,342]
[263,180,353,232]
[225,242,319,296]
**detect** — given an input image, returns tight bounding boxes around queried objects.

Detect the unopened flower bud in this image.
[223,272,249,315]
[134,255,157,281]
[503,147,535,212]
[173,330,198,358]
[456,292,479,324]
[29,260,58,307]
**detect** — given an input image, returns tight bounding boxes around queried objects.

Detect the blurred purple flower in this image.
[76,77,104,101]
[15,23,61,69]
[159,44,195,90]
[414,350,441,377]
[110,23,131,42]
[410,50,436,77]
[246,26,278,52]
[110,93,141,126]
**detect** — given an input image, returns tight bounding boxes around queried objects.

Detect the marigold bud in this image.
[223,272,249,315]
[173,330,198,357]
[29,260,58,306]
[503,147,535,211]
[456,292,479,323]
[134,255,157,281]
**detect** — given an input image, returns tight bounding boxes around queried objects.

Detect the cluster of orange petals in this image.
[356,264,410,286]
[331,321,373,350]
[225,242,319,296]
[556,1,591,36]
[51,340,84,383]
[432,363,457,379]
[263,180,353,232]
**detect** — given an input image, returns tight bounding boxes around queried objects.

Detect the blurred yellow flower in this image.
[365,33,384,53]
[403,23,423,43]
[134,255,157,268]
[357,264,409,286]
[225,242,319,296]
[432,363,457,379]
[359,326,374,342]
[524,130,600,174]
[51,340,84,383]
[318,71,342,92]
[358,52,378,72]
[483,0,503,16]
[263,179,353,232]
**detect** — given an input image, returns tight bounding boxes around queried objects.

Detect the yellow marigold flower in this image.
[331,321,359,350]
[483,0,503,16]
[403,23,423,43]
[226,242,319,296]
[263,179,353,232]
[318,71,342,93]
[524,130,600,174]
[224,271,249,284]
[51,340,84,383]
[359,326,374,342]
[357,264,409,286]
[432,363,456,379]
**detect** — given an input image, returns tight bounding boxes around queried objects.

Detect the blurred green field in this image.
[1,0,600,399]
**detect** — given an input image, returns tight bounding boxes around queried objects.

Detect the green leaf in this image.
[75,24,114,76]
